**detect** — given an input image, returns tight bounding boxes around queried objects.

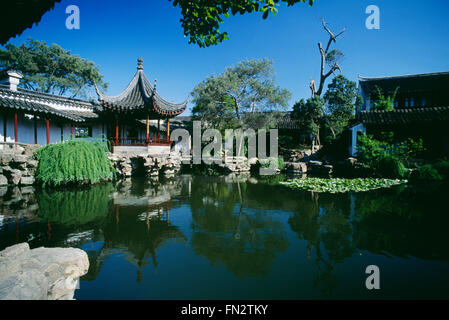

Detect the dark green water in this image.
[1,175,448,299]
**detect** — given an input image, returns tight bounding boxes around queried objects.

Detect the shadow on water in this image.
[1,174,449,298]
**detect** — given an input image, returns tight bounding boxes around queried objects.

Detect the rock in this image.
[346,157,357,167]
[20,176,35,185]
[323,165,334,174]
[0,175,7,186]
[0,243,30,259]
[13,155,29,163]
[27,160,38,168]
[286,162,308,173]
[309,160,323,166]
[0,243,89,300]
[248,157,258,165]
[0,154,13,165]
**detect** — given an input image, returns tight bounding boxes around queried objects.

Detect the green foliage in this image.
[280,177,407,193]
[357,134,425,169]
[291,96,324,139]
[392,138,426,162]
[412,165,443,181]
[322,75,359,141]
[411,159,449,182]
[171,0,314,47]
[278,157,285,170]
[35,140,115,187]
[37,184,113,225]
[325,49,344,69]
[355,134,384,166]
[258,157,284,170]
[0,38,107,98]
[434,159,449,180]
[373,86,399,111]
[192,59,291,131]
[374,155,407,179]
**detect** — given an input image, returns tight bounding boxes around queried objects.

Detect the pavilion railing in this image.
[110,136,171,146]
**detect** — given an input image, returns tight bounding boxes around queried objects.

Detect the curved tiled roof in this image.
[360,106,449,126]
[95,58,187,117]
[0,85,93,122]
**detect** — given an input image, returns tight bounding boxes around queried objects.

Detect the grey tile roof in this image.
[360,106,449,126]
[0,85,94,122]
[95,62,187,116]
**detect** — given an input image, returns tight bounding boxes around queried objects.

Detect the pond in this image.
[1,174,448,299]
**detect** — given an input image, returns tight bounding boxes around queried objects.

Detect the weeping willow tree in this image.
[36,140,115,187]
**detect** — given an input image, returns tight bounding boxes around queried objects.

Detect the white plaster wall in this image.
[17,114,35,144]
[6,114,15,142]
[147,145,170,155]
[0,114,19,142]
[36,118,47,146]
[349,123,366,157]
[92,124,103,139]
[112,145,171,155]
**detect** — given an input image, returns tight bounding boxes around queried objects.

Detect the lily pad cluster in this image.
[280,178,407,193]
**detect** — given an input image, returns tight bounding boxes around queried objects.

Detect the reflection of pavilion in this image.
[83,179,188,283]
[89,216,186,283]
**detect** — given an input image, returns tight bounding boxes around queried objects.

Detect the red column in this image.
[14,112,18,142]
[46,119,50,145]
[146,115,149,145]
[34,115,37,144]
[70,125,73,140]
[166,118,170,143]
[115,118,119,145]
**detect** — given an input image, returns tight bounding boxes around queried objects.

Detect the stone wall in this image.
[0,243,89,300]
[0,143,40,186]
[108,153,183,178]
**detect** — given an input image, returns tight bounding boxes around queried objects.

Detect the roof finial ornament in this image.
[137,57,143,70]
[154,79,157,91]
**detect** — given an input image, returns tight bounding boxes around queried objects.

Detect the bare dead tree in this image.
[315,19,346,96]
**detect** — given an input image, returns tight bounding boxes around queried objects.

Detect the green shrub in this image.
[277,157,285,170]
[258,157,284,170]
[356,134,385,166]
[434,159,449,180]
[374,155,407,179]
[36,140,115,187]
[281,177,407,193]
[412,165,443,181]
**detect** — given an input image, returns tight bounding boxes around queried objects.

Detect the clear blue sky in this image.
[4,0,449,114]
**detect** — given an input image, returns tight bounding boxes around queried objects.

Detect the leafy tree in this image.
[0,38,107,98]
[291,96,324,148]
[191,58,291,131]
[373,86,399,111]
[170,0,314,47]
[322,75,361,140]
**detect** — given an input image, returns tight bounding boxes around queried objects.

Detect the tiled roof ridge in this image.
[0,84,96,109]
[359,71,449,81]
[96,66,187,114]
[361,106,449,113]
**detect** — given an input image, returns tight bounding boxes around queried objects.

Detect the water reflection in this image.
[0,175,448,298]
[189,176,289,278]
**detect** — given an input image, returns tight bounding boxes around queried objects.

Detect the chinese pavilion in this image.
[95,57,187,151]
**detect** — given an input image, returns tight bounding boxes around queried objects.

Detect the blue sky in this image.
[4,0,449,114]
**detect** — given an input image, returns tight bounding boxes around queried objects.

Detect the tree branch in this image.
[315,19,346,96]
